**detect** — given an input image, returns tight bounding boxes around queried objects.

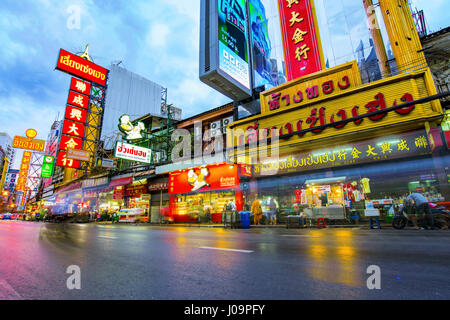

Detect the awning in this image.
[55,182,82,194]
[109,176,133,188]
[304,177,347,185]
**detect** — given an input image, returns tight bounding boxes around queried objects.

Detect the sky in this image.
[0,0,449,158]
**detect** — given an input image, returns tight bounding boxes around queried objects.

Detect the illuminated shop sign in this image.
[67,91,89,109]
[56,48,108,86]
[16,151,32,191]
[169,162,239,194]
[70,77,91,95]
[62,120,85,138]
[118,115,145,140]
[41,155,55,178]
[12,129,45,152]
[114,142,152,164]
[56,151,80,169]
[231,70,442,150]
[278,0,324,80]
[218,0,250,90]
[254,130,432,176]
[65,105,87,124]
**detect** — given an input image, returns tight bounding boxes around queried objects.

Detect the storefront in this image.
[168,162,246,223]
[124,181,149,217]
[228,63,447,224]
[148,177,169,223]
[82,175,110,213]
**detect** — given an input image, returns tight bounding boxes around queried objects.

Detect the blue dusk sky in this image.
[0,0,449,143]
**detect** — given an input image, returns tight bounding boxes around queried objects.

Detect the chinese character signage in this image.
[70,77,91,95]
[169,162,239,194]
[62,120,85,138]
[60,135,83,150]
[56,48,108,86]
[67,90,89,109]
[65,105,87,123]
[56,151,80,168]
[218,0,250,90]
[114,142,152,164]
[16,151,32,191]
[278,0,324,81]
[254,130,432,176]
[41,155,55,178]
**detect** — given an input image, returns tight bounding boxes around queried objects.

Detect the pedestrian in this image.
[407,193,435,230]
[251,196,263,225]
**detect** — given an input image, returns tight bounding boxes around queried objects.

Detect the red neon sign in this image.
[59,135,83,151]
[56,151,80,168]
[56,48,108,86]
[67,91,89,109]
[65,105,87,123]
[62,120,85,138]
[278,0,324,81]
[70,77,91,95]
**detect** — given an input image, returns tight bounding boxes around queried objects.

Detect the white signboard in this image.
[114,142,152,164]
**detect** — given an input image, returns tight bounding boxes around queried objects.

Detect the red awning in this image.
[109,176,133,188]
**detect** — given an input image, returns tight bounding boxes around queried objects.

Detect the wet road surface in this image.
[0,220,449,299]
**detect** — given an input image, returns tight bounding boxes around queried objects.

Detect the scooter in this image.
[392,203,450,229]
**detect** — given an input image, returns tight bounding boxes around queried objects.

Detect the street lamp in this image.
[1,190,9,197]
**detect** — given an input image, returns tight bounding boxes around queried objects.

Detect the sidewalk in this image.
[95,221,392,229]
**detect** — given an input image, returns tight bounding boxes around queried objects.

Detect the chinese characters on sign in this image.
[70,77,91,95]
[16,151,32,191]
[278,0,323,80]
[254,130,431,176]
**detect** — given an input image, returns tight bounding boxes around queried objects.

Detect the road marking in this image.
[199,246,253,253]
[97,235,118,239]
[281,234,319,237]
[0,280,23,300]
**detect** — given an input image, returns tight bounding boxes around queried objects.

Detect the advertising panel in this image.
[277,0,324,80]
[59,135,83,151]
[248,0,273,88]
[169,162,239,194]
[67,148,91,162]
[56,48,108,86]
[114,142,152,164]
[218,0,250,90]
[41,155,55,178]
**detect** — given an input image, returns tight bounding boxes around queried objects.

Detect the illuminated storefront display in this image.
[218,0,250,90]
[169,162,245,223]
[278,0,324,80]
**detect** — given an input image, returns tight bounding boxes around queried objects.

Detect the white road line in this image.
[97,235,118,239]
[199,246,253,253]
[0,280,23,300]
[281,234,319,237]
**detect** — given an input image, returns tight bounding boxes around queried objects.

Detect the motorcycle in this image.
[392,203,450,229]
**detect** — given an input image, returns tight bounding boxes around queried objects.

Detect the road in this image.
[0,220,449,300]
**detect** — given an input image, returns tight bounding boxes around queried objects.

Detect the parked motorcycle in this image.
[392,203,450,229]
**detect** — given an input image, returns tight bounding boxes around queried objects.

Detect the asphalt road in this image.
[0,220,449,300]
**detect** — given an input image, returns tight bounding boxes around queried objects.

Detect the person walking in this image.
[407,193,435,230]
[251,196,263,225]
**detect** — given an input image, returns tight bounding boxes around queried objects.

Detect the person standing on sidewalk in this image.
[251,196,263,225]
